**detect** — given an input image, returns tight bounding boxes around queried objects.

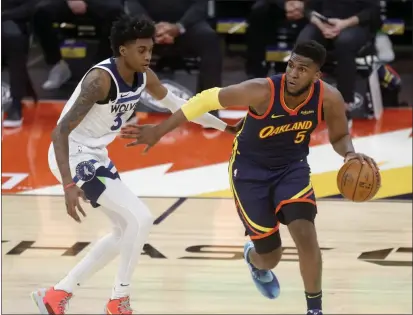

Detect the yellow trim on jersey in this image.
[290,182,313,200]
[228,119,273,233]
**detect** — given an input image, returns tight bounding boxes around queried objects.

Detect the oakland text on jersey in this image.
[259,120,313,139]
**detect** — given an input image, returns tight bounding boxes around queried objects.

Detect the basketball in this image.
[337,159,381,202]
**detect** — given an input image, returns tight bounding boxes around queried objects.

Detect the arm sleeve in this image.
[158,90,227,131]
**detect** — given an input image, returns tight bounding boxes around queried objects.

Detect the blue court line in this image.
[153,197,187,225]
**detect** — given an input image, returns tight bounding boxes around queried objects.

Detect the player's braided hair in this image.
[110,15,155,56]
[292,40,327,68]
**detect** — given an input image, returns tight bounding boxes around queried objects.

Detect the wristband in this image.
[64,182,76,190]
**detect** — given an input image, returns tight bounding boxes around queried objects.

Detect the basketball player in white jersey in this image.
[31,15,232,315]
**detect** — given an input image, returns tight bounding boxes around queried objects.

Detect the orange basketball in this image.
[337,159,381,202]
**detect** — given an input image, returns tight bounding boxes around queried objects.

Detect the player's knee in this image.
[258,247,283,270]
[112,224,123,242]
[128,200,154,230]
[253,231,283,269]
[139,210,154,230]
[288,219,318,252]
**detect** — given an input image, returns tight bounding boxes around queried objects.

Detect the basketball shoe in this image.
[31,287,72,314]
[105,296,133,314]
[243,241,280,299]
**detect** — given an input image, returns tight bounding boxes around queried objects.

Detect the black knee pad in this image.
[252,230,282,254]
[278,202,317,225]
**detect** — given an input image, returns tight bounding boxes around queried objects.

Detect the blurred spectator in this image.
[246,0,306,78]
[297,0,381,111]
[2,0,38,128]
[32,0,124,90]
[127,0,222,113]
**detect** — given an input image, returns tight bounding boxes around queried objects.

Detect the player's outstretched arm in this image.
[120,78,269,150]
[154,78,269,134]
[52,69,110,186]
[144,68,227,131]
[323,83,378,170]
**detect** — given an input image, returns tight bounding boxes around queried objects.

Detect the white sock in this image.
[111,283,130,299]
[54,275,77,293]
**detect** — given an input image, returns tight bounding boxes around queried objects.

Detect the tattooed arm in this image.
[51,68,111,186]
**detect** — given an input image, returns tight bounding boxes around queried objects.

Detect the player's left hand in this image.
[225,117,245,134]
[345,152,380,173]
[120,124,161,153]
[225,125,239,134]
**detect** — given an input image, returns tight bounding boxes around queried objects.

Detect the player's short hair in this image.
[292,40,326,68]
[110,15,155,56]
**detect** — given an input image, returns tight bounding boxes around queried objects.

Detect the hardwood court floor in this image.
[2,195,412,314]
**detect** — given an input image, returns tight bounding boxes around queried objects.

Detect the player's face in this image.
[285,53,321,96]
[121,38,154,72]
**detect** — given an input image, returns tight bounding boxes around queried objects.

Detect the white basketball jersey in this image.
[56,58,146,150]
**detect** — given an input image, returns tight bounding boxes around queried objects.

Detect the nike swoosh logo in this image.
[120,284,130,287]
[271,114,285,119]
[121,93,129,97]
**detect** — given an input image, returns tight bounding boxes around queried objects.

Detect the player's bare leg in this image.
[288,216,323,315]
[247,245,282,270]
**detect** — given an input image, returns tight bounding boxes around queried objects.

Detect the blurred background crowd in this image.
[1,0,412,128]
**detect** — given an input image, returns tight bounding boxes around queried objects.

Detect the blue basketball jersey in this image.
[233,74,325,168]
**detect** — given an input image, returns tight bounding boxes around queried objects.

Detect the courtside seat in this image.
[150,44,201,75]
[51,20,98,80]
[216,18,247,34]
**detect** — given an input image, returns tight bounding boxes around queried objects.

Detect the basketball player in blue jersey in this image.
[31,15,231,315]
[120,41,379,315]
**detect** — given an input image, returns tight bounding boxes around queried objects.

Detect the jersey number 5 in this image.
[111,113,124,131]
[294,131,307,144]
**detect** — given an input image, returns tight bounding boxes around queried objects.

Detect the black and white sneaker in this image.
[3,110,23,128]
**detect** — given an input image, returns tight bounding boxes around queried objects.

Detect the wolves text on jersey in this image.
[110,101,139,114]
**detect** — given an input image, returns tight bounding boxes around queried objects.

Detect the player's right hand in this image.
[64,185,87,223]
[120,124,161,153]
